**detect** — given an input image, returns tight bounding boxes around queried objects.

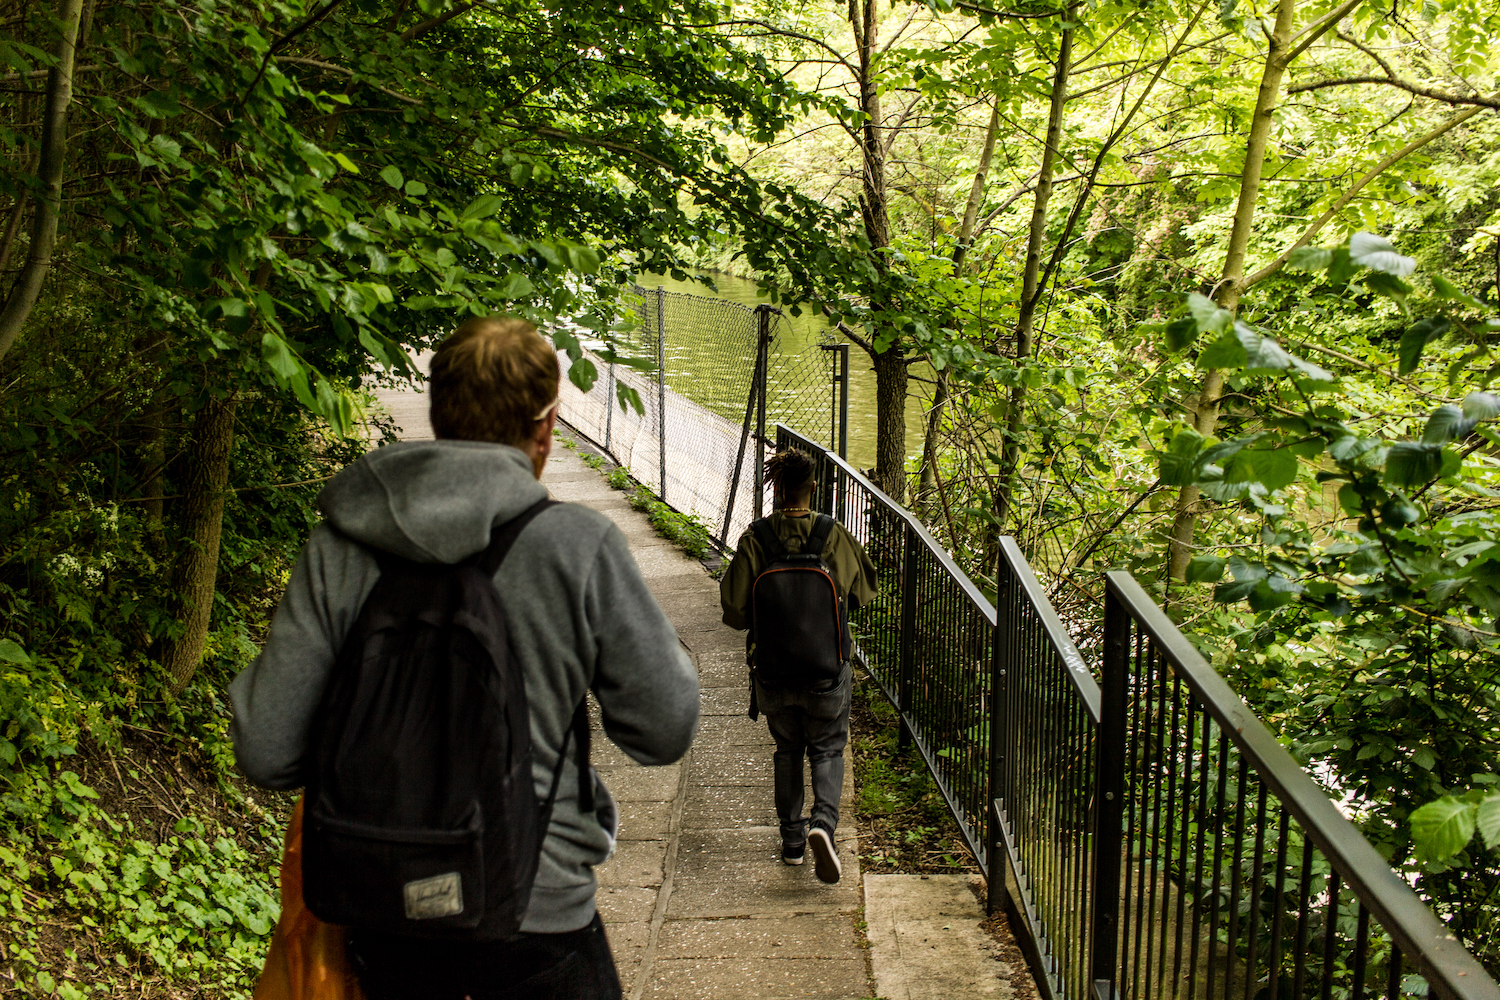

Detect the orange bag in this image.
[254,798,367,1000]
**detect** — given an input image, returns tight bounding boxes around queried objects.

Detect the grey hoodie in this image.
[228,439,699,933]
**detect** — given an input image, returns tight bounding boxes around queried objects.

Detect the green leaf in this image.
[460,194,505,221]
[0,639,30,665]
[405,180,428,197]
[379,165,404,189]
[1349,232,1416,276]
[1327,247,1359,285]
[1164,317,1199,352]
[1463,392,1500,421]
[1197,330,1247,370]
[1225,444,1299,491]
[1422,404,1473,444]
[330,152,360,173]
[568,356,599,393]
[1215,579,1258,603]
[1186,554,1226,583]
[1238,323,1291,373]
[1432,274,1488,311]
[1365,271,1412,308]
[563,242,601,274]
[1399,317,1449,374]
[1188,292,1232,335]
[1410,796,1476,861]
[495,272,534,299]
[1157,427,1206,487]
[1385,441,1443,486]
[1477,792,1500,850]
[1380,496,1422,527]
[616,381,645,416]
[1287,246,1333,271]
[1289,355,1336,384]
[1226,556,1267,583]
[261,333,301,382]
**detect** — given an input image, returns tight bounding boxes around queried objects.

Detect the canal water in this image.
[636,270,929,472]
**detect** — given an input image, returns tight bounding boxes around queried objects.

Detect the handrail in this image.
[1104,572,1500,1000]
[775,424,997,626]
[1000,537,1100,723]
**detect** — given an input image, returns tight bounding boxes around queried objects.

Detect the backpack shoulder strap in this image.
[538,698,594,815]
[749,516,788,563]
[804,514,836,559]
[477,497,560,575]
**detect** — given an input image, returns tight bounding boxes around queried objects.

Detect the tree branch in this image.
[0,0,83,363]
[1244,104,1486,287]
[399,1,475,42]
[1288,74,1500,109]
[238,0,347,110]
[1282,0,1367,65]
[276,56,426,104]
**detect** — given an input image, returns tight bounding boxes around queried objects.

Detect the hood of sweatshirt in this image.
[316,439,549,563]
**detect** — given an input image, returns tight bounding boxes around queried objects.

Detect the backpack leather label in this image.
[404,872,464,920]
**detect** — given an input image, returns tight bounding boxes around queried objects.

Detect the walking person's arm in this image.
[228,528,378,788]
[587,526,699,765]
[719,532,760,630]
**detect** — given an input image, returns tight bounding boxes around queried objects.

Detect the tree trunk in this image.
[0,0,84,363]
[1165,0,1298,582]
[919,101,1001,498]
[848,0,908,502]
[994,7,1076,530]
[163,396,236,694]
[873,349,909,501]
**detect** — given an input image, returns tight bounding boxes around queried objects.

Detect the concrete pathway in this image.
[542,443,869,1000]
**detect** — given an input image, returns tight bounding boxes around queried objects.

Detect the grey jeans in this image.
[759,672,851,844]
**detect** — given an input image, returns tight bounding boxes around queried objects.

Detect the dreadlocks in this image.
[763,449,817,506]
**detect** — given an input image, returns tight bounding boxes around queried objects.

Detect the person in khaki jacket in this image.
[719,450,877,884]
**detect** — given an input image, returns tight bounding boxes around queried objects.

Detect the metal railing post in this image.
[753,306,771,520]
[897,522,919,751]
[656,286,667,500]
[837,342,849,461]
[987,548,1012,916]
[1090,586,1131,1000]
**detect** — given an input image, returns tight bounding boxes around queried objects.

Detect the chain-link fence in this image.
[555,284,846,550]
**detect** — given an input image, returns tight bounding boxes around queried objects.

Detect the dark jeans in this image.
[349,913,621,1000]
[765,695,850,845]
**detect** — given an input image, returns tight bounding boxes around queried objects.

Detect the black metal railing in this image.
[1091,573,1497,1000]
[993,535,1101,1000]
[769,424,1499,1000]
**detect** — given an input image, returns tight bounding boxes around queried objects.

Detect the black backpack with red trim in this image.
[748,514,849,688]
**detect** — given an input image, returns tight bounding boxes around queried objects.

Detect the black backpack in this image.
[302,497,593,939]
[748,514,850,688]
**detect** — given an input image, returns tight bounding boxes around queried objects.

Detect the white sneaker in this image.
[808,826,841,884]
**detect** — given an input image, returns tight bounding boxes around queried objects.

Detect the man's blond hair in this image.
[428,316,559,446]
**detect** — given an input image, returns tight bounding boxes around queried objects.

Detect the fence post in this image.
[987,546,1012,916]
[720,318,769,548]
[1090,583,1131,1000]
[656,286,667,501]
[604,359,616,456]
[897,522,919,750]
[753,306,771,520]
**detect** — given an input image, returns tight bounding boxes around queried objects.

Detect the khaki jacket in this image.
[720,511,878,714]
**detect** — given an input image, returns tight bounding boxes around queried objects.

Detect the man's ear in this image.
[530,408,556,478]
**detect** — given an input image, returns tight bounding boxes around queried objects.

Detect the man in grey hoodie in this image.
[229,316,699,999]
